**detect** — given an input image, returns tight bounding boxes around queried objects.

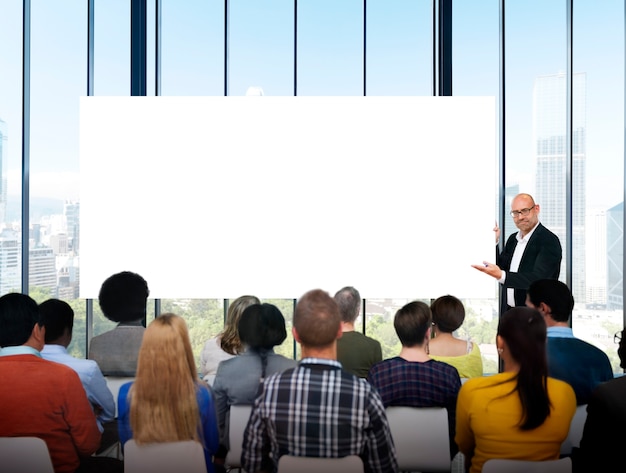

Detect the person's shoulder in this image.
[547,376,577,400]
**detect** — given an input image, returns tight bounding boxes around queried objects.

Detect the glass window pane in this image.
[574,0,624,373]
[30,1,85,349]
[230,0,294,96]
[366,0,432,96]
[160,0,224,95]
[94,0,131,96]
[298,0,363,95]
[0,2,23,295]
[453,0,500,374]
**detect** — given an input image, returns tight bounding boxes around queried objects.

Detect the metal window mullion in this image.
[86,0,95,356]
[565,0,573,299]
[21,0,31,295]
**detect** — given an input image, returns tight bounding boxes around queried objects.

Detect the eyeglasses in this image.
[615,331,623,344]
[510,206,535,218]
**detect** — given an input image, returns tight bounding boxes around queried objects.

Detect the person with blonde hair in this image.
[200,295,260,384]
[118,314,219,473]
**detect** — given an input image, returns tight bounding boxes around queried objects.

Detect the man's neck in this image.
[341,321,355,333]
[301,344,337,361]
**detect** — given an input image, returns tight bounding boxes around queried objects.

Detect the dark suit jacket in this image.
[497,222,562,311]
[573,376,626,472]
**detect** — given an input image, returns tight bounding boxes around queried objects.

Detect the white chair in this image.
[277,454,364,473]
[104,376,135,417]
[0,436,55,473]
[482,457,571,473]
[385,406,451,472]
[560,404,587,456]
[225,404,253,470]
[123,439,207,473]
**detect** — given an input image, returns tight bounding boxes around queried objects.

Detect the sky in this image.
[0,0,623,213]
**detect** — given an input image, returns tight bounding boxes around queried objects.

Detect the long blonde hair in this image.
[130,313,200,444]
[219,295,260,355]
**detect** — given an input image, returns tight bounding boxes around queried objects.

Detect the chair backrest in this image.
[105,376,135,417]
[560,404,587,455]
[225,404,253,469]
[123,439,207,473]
[482,457,572,473]
[0,436,55,473]
[385,406,451,472]
[277,454,364,473]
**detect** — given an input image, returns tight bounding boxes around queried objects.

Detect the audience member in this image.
[334,286,382,378]
[0,293,122,473]
[526,279,613,405]
[88,270,149,376]
[117,313,219,473]
[574,329,625,473]
[212,303,296,470]
[200,295,260,384]
[429,295,483,378]
[368,300,461,457]
[242,289,398,473]
[455,307,576,473]
[40,298,117,452]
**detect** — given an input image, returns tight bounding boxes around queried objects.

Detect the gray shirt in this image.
[88,324,145,376]
[213,349,296,447]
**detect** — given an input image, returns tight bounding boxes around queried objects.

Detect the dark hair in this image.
[0,293,40,348]
[294,289,340,348]
[39,299,74,343]
[238,303,287,350]
[393,301,432,347]
[498,307,551,430]
[333,286,361,323]
[430,295,465,333]
[527,279,574,323]
[98,271,149,323]
[238,303,287,382]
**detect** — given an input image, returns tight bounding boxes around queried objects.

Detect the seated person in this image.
[429,294,483,378]
[456,307,576,473]
[117,314,219,473]
[200,295,260,385]
[526,279,613,404]
[39,298,117,451]
[367,300,461,457]
[242,289,398,473]
[574,328,626,472]
[212,303,296,468]
[88,271,149,376]
[334,286,382,378]
[0,293,117,473]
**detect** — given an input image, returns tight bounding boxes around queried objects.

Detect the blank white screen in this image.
[80,96,496,299]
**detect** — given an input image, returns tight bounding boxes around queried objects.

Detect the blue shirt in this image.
[118,381,219,473]
[41,344,115,432]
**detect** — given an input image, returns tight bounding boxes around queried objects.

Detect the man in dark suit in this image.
[573,329,624,472]
[472,193,562,314]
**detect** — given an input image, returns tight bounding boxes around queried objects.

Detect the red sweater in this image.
[0,354,101,473]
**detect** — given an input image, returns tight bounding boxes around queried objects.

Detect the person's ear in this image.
[292,326,301,344]
[539,302,551,317]
[336,325,343,340]
[31,324,46,350]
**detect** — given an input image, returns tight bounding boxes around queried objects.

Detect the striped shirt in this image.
[242,357,398,473]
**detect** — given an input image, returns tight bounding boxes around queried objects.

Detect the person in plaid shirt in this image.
[241,288,398,473]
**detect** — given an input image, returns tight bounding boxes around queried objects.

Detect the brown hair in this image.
[294,289,340,348]
[219,295,260,355]
[430,295,465,333]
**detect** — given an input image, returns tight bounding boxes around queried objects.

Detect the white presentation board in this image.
[80,96,497,299]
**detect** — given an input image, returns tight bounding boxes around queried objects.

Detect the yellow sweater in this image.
[455,373,576,473]
[431,341,483,378]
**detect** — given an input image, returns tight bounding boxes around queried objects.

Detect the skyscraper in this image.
[533,72,586,304]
